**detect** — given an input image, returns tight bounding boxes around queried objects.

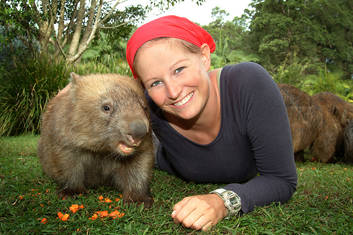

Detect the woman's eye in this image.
[150,81,162,88]
[175,67,185,74]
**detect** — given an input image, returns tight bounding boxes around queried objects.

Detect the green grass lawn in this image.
[0,135,352,234]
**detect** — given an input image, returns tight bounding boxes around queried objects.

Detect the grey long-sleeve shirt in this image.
[148,62,297,213]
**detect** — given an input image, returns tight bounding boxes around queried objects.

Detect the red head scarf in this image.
[126,15,216,78]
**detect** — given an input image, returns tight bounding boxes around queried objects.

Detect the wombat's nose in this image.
[128,120,148,141]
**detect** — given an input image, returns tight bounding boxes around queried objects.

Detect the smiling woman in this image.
[125,15,297,231]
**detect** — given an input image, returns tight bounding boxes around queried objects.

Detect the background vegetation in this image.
[1,0,352,136]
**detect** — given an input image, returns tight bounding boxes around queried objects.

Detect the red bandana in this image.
[126,15,216,78]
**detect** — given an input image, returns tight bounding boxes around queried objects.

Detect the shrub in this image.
[74,56,132,76]
[0,56,69,136]
[301,67,353,101]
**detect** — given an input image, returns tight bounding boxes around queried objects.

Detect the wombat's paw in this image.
[123,195,154,208]
[136,197,154,209]
[58,187,87,199]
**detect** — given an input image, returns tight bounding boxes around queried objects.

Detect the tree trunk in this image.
[68,0,86,58]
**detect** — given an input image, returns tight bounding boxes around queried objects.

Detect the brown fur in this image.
[278,84,323,161]
[37,73,154,207]
[312,92,353,162]
[344,120,353,163]
[279,84,353,163]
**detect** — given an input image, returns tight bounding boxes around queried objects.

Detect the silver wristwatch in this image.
[210,189,241,216]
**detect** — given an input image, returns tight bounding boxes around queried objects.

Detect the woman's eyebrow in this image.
[170,59,188,70]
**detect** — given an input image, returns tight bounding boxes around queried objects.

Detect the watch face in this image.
[229,196,238,204]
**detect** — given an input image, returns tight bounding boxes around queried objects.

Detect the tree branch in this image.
[99,21,129,29]
[68,0,86,57]
[99,0,124,26]
[67,0,103,63]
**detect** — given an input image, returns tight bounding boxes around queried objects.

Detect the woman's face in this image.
[134,39,211,120]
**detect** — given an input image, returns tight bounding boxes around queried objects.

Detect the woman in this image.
[126,15,297,231]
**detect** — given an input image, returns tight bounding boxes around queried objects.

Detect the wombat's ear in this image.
[70,72,80,85]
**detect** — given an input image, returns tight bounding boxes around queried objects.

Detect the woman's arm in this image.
[223,62,297,213]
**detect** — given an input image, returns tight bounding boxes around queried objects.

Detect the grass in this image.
[0,135,352,234]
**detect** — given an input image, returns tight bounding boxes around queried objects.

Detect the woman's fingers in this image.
[171,194,227,231]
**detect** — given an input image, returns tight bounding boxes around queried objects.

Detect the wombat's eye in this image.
[102,105,112,113]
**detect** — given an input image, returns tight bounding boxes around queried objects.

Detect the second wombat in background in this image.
[344,120,353,163]
[278,84,323,161]
[37,73,154,207]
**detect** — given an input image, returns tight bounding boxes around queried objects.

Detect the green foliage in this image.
[0,56,69,136]
[204,7,259,68]
[75,56,132,76]
[0,135,353,234]
[246,0,353,79]
[272,53,319,86]
[0,0,39,49]
[301,68,353,102]
[82,31,129,63]
[273,55,353,102]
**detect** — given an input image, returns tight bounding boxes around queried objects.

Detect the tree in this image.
[1,0,205,64]
[203,7,259,67]
[245,0,353,78]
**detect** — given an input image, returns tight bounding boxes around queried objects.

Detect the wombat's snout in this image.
[129,120,148,139]
[126,120,148,146]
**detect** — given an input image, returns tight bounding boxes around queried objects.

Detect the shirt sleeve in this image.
[222,62,297,213]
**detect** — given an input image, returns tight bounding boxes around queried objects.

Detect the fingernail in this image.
[171,210,176,217]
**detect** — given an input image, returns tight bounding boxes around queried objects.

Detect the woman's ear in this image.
[200,43,211,70]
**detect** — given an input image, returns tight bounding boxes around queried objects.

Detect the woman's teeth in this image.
[174,92,193,106]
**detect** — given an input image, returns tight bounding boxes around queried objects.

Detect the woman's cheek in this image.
[149,89,165,107]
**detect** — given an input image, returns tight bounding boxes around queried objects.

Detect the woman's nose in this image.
[165,80,182,100]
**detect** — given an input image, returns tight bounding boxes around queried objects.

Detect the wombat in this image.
[344,120,353,163]
[37,73,154,207]
[278,84,323,161]
[312,92,353,162]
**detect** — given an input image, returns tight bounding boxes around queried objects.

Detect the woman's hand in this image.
[171,194,228,231]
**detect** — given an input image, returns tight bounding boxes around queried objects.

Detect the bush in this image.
[74,55,132,76]
[301,67,353,102]
[0,56,69,136]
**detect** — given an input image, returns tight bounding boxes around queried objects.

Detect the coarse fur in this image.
[344,120,353,163]
[312,92,353,163]
[37,73,154,207]
[278,84,323,161]
[279,85,353,163]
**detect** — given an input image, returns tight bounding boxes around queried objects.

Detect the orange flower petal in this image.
[57,212,64,219]
[104,198,112,203]
[96,211,109,217]
[109,210,119,217]
[118,212,125,218]
[18,195,24,200]
[69,204,79,213]
[89,213,98,220]
[98,195,104,201]
[61,214,70,221]
[40,218,47,224]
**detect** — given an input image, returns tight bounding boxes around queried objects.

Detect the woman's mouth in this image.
[173,92,194,107]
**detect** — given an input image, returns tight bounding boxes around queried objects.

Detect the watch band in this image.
[210,189,242,216]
